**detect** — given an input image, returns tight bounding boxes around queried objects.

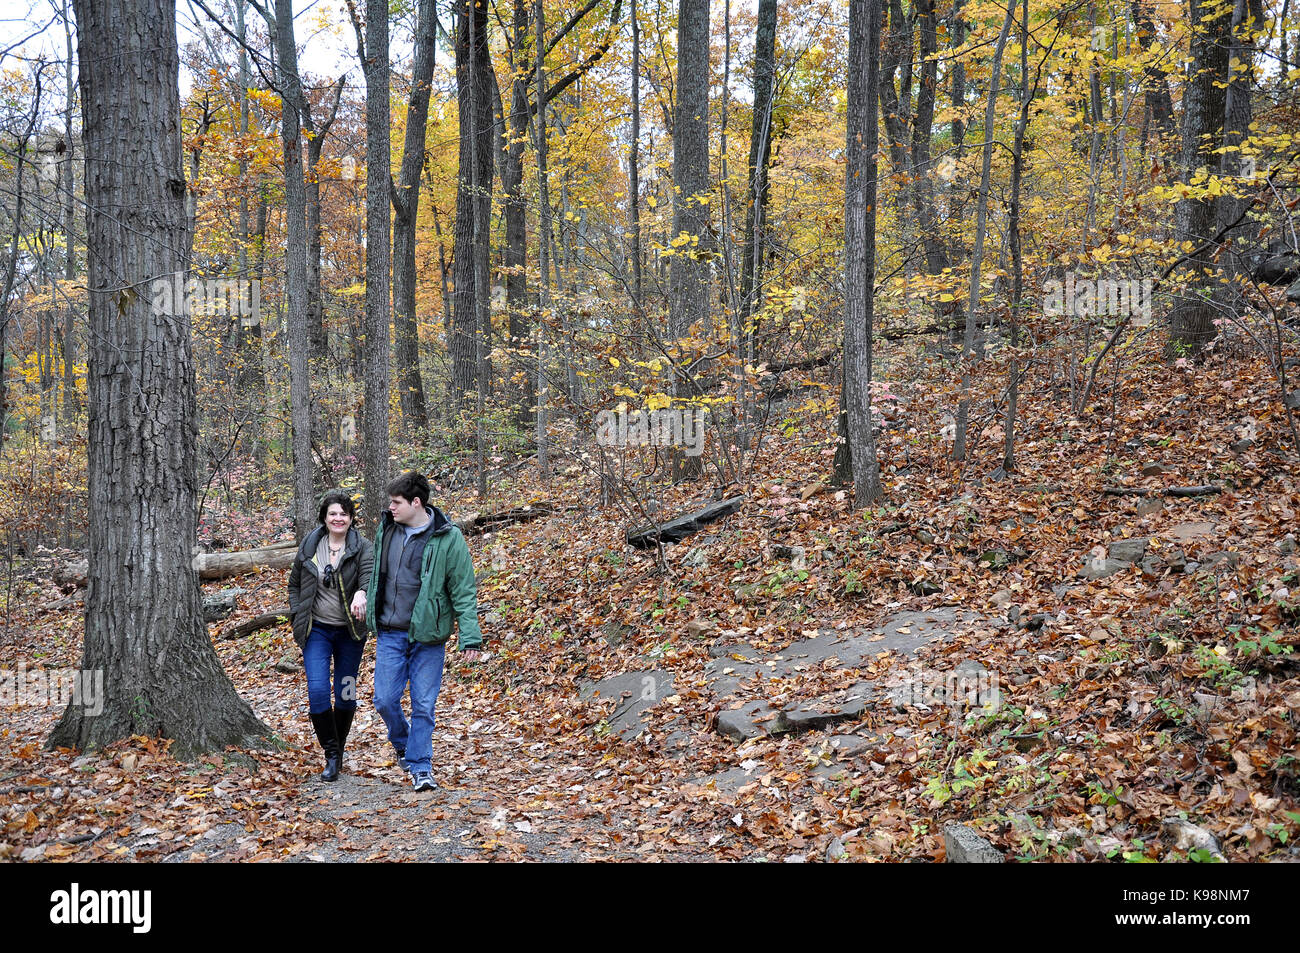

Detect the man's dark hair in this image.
[317,490,358,525]
[386,471,430,507]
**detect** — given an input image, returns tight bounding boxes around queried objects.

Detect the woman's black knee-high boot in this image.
[309,710,340,782]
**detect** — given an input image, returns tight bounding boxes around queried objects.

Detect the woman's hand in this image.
[350,591,367,619]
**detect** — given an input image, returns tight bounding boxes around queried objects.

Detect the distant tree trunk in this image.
[392,0,437,429]
[1005,0,1030,471]
[669,0,711,341]
[451,1,494,415]
[503,0,536,429]
[304,80,343,370]
[1132,0,1175,148]
[60,0,80,423]
[50,0,269,758]
[362,0,393,523]
[1169,0,1231,355]
[628,0,644,306]
[837,0,883,506]
[268,0,315,537]
[739,0,776,330]
[535,0,552,479]
[952,0,1012,462]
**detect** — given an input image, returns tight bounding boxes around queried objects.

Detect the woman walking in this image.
[288,491,374,781]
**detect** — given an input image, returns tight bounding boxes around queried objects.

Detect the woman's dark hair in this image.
[385,471,430,506]
[317,490,358,525]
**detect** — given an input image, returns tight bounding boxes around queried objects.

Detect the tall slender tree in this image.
[392,0,438,428]
[669,0,711,341]
[836,0,883,506]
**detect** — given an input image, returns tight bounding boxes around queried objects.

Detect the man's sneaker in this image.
[412,772,438,792]
[394,748,409,772]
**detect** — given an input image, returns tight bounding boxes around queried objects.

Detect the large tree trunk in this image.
[49,0,269,758]
[392,0,437,429]
[1169,0,1231,355]
[838,0,883,506]
[669,0,711,341]
[362,0,393,524]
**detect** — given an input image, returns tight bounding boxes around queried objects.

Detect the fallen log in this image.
[56,502,558,589]
[626,496,746,548]
[221,608,291,640]
[455,503,559,537]
[57,540,299,588]
[193,545,297,579]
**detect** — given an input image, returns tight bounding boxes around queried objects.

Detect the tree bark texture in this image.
[49,0,269,758]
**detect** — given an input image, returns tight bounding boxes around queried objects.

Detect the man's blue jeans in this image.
[373,627,446,774]
[302,622,363,715]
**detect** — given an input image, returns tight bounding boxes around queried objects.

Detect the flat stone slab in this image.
[707,608,977,741]
[579,669,675,740]
[705,607,972,693]
[775,683,875,733]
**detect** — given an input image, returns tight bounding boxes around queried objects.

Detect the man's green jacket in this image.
[366,506,484,650]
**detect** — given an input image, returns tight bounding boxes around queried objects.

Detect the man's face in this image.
[388,495,423,526]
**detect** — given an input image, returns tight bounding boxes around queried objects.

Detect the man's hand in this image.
[462,649,482,664]
[350,591,367,619]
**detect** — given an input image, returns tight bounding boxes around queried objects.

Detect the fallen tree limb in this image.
[220,608,291,640]
[455,503,562,537]
[627,496,746,548]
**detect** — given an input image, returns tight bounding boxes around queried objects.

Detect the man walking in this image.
[367,472,483,791]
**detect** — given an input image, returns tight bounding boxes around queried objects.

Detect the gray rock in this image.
[1201,551,1242,571]
[771,544,806,562]
[579,669,675,740]
[1136,497,1163,517]
[775,691,870,733]
[715,700,775,742]
[1108,538,1150,563]
[1139,557,1162,578]
[275,655,302,674]
[203,588,245,623]
[828,734,875,757]
[942,823,1003,863]
[826,836,848,862]
[1081,558,1131,580]
[681,548,709,568]
[600,620,634,647]
[1160,818,1224,860]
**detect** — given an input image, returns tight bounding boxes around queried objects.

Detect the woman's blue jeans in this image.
[302,621,363,715]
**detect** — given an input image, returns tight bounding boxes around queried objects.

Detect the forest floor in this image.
[3,330,1300,862]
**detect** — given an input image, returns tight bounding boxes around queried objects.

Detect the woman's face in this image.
[325,503,353,534]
